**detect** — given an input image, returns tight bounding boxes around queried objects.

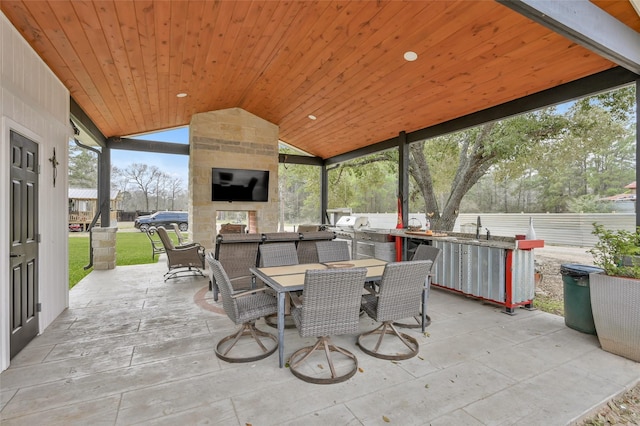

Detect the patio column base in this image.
[91,226,118,270]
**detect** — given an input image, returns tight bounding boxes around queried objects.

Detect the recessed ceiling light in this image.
[404,51,418,62]
[308,114,317,120]
[176,93,187,98]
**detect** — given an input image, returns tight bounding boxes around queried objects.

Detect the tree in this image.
[408,110,567,229]
[166,176,184,211]
[68,141,97,188]
[113,163,162,211]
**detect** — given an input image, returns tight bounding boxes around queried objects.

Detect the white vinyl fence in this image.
[362,213,636,248]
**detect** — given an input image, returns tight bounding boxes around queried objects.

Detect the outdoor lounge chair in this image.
[357,260,431,360]
[289,267,367,384]
[172,223,189,246]
[156,226,205,281]
[145,228,166,260]
[394,244,442,329]
[207,255,278,363]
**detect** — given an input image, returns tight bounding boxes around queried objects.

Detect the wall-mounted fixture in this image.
[49,147,59,187]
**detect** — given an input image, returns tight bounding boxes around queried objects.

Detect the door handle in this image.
[10,253,24,258]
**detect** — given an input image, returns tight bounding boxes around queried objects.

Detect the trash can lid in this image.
[560,263,604,277]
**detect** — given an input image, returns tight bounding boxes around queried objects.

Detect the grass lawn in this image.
[68,231,173,289]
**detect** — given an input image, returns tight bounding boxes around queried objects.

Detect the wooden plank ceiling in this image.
[2,1,639,159]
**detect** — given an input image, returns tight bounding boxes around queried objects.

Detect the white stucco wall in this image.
[1,12,70,371]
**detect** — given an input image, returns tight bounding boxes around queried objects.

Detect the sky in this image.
[111,126,190,183]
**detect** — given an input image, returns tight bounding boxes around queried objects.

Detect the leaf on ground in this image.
[318,364,324,369]
[358,367,364,373]
[382,415,390,423]
[425,384,429,389]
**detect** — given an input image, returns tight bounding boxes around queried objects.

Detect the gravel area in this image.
[534,246,640,425]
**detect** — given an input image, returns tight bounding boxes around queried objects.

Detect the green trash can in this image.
[561,264,603,335]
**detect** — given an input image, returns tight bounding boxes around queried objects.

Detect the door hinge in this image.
[38,164,41,174]
[37,234,41,243]
[36,303,42,312]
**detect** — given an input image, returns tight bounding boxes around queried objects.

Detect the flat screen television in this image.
[211,167,270,202]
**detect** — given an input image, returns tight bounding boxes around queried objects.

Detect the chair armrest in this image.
[176,242,198,249]
[231,287,270,299]
[169,244,201,253]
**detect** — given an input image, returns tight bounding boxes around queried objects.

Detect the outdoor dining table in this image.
[250,258,388,368]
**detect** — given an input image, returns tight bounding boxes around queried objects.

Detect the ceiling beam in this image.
[632,0,640,18]
[70,97,107,147]
[278,153,323,166]
[106,137,190,155]
[497,0,640,74]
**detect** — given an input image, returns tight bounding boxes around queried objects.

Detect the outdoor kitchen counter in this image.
[389,229,545,314]
[388,229,544,250]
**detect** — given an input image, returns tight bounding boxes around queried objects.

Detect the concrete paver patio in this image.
[1,259,639,425]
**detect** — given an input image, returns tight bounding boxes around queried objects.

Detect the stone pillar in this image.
[91,226,117,270]
[189,108,280,251]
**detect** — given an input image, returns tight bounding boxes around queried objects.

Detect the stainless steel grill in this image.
[327,215,395,261]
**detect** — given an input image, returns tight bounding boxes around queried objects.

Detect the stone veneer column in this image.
[189,108,280,251]
[91,226,117,270]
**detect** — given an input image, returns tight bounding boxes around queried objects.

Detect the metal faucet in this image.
[476,216,481,239]
[486,227,490,240]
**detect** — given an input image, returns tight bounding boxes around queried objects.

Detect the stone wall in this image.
[189,108,279,251]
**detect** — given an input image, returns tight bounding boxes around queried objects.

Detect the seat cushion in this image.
[235,293,278,324]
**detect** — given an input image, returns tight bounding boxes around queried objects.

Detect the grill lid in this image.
[334,215,369,229]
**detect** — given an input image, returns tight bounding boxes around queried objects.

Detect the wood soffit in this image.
[2,1,639,160]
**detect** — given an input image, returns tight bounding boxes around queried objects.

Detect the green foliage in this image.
[589,224,640,279]
[326,152,398,213]
[566,195,612,213]
[68,142,98,188]
[533,294,564,316]
[68,236,91,289]
[68,232,159,289]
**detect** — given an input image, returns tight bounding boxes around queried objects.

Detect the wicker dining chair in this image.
[315,240,351,263]
[289,267,367,384]
[394,244,442,329]
[296,231,336,264]
[357,260,432,360]
[156,226,205,281]
[259,242,299,267]
[207,255,278,363]
[258,242,299,328]
[212,233,263,301]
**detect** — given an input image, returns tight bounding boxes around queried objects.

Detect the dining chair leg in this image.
[215,322,278,363]
[289,336,358,384]
[357,321,420,360]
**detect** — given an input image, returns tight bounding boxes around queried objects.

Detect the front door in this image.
[9,130,39,358]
